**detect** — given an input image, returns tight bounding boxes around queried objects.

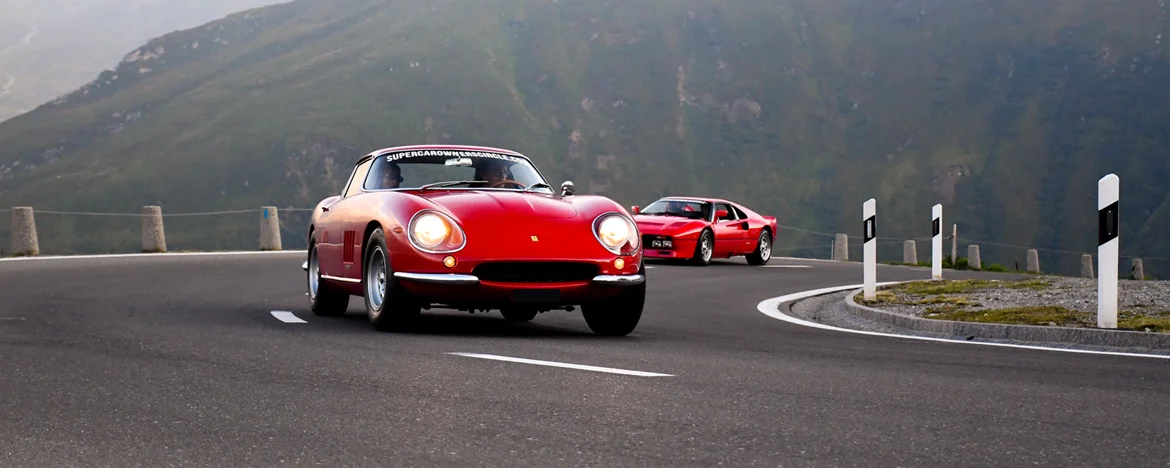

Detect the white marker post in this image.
[932,204,943,280]
[863,199,877,300]
[1098,174,1119,329]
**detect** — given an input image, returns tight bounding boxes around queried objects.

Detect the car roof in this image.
[356,144,530,165]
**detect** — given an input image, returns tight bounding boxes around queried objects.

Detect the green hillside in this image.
[0,0,1168,274]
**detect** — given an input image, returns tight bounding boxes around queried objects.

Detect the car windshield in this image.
[639,199,712,220]
[362,148,552,194]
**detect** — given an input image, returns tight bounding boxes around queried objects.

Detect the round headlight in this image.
[412,213,450,248]
[598,215,631,248]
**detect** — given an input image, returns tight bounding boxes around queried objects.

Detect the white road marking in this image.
[270,310,307,324]
[757,283,1170,360]
[447,352,674,377]
[0,250,305,263]
[763,264,811,268]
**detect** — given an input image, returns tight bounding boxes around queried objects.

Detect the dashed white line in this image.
[447,352,674,377]
[757,283,1170,360]
[271,310,307,324]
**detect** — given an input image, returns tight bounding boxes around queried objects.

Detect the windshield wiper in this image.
[418,180,486,191]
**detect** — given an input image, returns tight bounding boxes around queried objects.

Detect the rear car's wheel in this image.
[746,230,772,265]
[690,229,713,266]
[581,263,646,336]
[308,241,349,316]
[363,228,421,332]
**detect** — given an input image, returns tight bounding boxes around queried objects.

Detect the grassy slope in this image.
[0,0,1168,270]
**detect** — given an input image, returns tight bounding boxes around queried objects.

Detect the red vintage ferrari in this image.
[631,196,777,266]
[302,144,645,336]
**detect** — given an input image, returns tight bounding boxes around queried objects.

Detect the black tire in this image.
[746,230,772,265]
[500,308,538,322]
[581,263,646,336]
[308,241,349,316]
[362,228,421,332]
[690,229,714,266]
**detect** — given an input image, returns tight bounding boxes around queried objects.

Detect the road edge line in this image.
[757,283,1170,360]
[0,250,306,263]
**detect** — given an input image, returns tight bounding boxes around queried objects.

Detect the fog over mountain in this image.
[0,0,286,121]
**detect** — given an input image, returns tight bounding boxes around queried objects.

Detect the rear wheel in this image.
[690,229,713,266]
[746,230,772,265]
[363,228,421,332]
[308,241,349,316]
[581,263,646,336]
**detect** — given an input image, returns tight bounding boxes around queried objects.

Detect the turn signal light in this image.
[614,258,625,270]
[443,256,457,268]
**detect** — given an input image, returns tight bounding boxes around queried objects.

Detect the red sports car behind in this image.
[631,196,777,266]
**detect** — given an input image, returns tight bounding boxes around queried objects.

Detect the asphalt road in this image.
[1,252,1168,467]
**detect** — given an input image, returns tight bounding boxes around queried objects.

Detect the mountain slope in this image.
[0,0,1168,274]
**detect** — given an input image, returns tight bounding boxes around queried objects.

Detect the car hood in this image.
[634,215,703,233]
[412,190,578,219]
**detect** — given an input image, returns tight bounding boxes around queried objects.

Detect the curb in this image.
[842,287,1170,351]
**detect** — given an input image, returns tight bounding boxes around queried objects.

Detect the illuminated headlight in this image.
[408,211,466,253]
[593,213,639,254]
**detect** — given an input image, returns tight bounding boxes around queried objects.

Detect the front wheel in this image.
[746,230,772,265]
[690,230,713,266]
[581,268,646,336]
[363,228,421,332]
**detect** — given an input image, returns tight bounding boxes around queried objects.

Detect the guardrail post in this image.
[967,245,981,270]
[1132,258,1145,280]
[1026,249,1040,273]
[833,233,848,261]
[1081,254,1095,279]
[10,207,39,256]
[259,206,282,250]
[903,240,917,264]
[142,205,166,253]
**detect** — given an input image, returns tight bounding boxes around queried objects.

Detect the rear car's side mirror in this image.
[631,205,640,214]
[715,209,729,219]
[561,180,575,196]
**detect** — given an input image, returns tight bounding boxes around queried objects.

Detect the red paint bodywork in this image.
[632,196,778,262]
[306,145,644,311]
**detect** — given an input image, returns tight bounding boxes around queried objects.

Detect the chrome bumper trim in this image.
[592,274,645,285]
[393,272,481,285]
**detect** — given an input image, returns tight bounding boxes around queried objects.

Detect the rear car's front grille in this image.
[473,262,600,283]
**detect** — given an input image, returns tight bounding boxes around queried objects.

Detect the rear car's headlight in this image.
[408,210,466,253]
[593,212,639,255]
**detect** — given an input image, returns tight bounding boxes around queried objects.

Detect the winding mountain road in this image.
[1,252,1167,466]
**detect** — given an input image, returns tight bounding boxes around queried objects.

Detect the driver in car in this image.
[474,159,509,187]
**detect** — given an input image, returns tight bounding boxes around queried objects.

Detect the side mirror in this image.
[560,180,575,196]
[715,209,729,219]
[631,205,640,214]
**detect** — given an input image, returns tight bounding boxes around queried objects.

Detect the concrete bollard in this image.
[259,206,282,250]
[10,207,39,256]
[1026,249,1040,273]
[142,205,166,253]
[833,233,849,261]
[1132,258,1145,280]
[967,245,981,270]
[1081,254,1095,279]
[903,240,917,265]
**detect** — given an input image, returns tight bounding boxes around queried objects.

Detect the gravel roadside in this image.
[856,277,1170,333]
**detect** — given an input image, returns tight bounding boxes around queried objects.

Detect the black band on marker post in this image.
[1098,201,1118,246]
[863,216,876,243]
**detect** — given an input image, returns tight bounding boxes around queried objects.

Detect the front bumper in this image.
[391,270,645,307]
[393,271,644,286]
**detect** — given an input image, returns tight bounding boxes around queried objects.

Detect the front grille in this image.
[473,261,600,283]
